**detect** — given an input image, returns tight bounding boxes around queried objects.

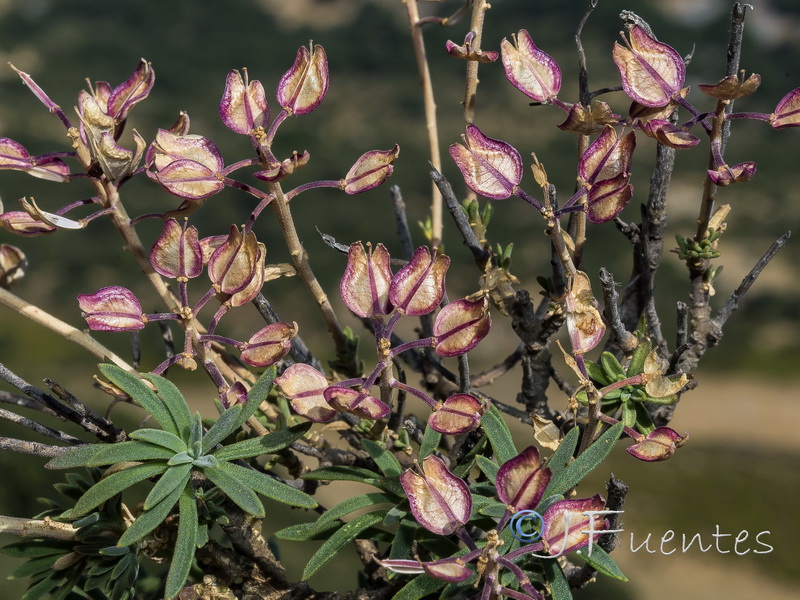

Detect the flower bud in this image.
[449,125,522,200]
[253,150,310,182]
[340,242,392,318]
[638,119,700,149]
[389,246,449,317]
[275,364,336,423]
[0,244,26,289]
[433,297,491,357]
[219,69,269,135]
[501,30,561,102]
[78,94,138,181]
[77,286,145,331]
[343,146,400,194]
[400,455,471,536]
[277,43,329,116]
[149,218,203,279]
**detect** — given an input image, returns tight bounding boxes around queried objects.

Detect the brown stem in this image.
[462,0,490,127]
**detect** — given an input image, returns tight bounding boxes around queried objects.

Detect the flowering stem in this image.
[405,0,443,248]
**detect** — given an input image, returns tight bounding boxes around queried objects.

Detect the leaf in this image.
[361,439,402,477]
[545,422,624,497]
[545,425,580,482]
[141,373,193,440]
[83,440,175,467]
[543,558,572,600]
[143,463,192,510]
[200,404,243,454]
[235,366,277,428]
[391,574,447,600]
[317,492,395,527]
[389,519,416,560]
[45,444,103,470]
[475,455,499,483]
[418,425,441,459]
[274,520,340,542]
[302,510,388,579]
[72,462,168,517]
[8,554,61,579]
[577,545,628,582]
[481,403,517,463]
[212,422,312,462]
[129,429,187,454]
[117,478,185,546]
[164,487,199,599]
[203,463,265,517]
[0,540,73,559]
[217,461,317,508]
[300,465,403,496]
[99,364,178,435]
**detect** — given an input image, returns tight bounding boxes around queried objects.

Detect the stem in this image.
[462,0,490,127]
[405,0,442,248]
[0,515,78,540]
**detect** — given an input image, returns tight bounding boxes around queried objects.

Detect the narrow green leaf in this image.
[477,501,508,518]
[545,425,580,482]
[144,463,192,510]
[546,423,624,497]
[0,541,73,559]
[8,554,61,579]
[577,545,628,582]
[72,462,168,517]
[418,425,441,459]
[452,435,488,478]
[585,360,611,386]
[129,429,187,454]
[482,403,517,463]
[475,455,499,483]
[203,464,265,517]
[317,492,394,526]
[627,337,651,376]
[302,510,388,579]
[117,479,184,547]
[274,520,339,542]
[234,367,276,430]
[141,373,192,441]
[382,502,408,527]
[212,422,312,462]
[215,461,316,509]
[391,573,447,600]
[84,441,175,467]
[99,364,178,435]
[188,413,203,452]
[543,557,572,600]
[45,444,102,470]
[164,488,199,599]
[301,465,380,483]
[200,404,243,455]
[362,439,402,477]
[21,574,60,600]
[389,519,416,560]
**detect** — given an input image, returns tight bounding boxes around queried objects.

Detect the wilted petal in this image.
[586,173,633,224]
[340,242,392,318]
[0,244,26,289]
[240,322,296,367]
[400,455,471,535]
[219,70,269,135]
[221,381,247,409]
[0,211,57,236]
[449,125,523,199]
[433,297,491,357]
[627,427,688,462]
[565,271,605,354]
[643,349,688,399]
[613,25,685,107]
[639,119,700,149]
[707,161,756,187]
[77,286,145,331]
[428,394,484,435]
[344,145,400,194]
[277,43,329,115]
[539,495,607,555]
[275,364,335,422]
[378,559,426,575]
[496,446,551,512]
[27,156,70,182]
[207,226,259,295]
[20,197,83,230]
[324,386,389,420]
[150,218,203,279]
[578,126,635,184]
[389,246,449,317]
[107,59,155,121]
[501,29,561,102]
[770,87,800,129]
[698,72,760,100]
[557,101,620,135]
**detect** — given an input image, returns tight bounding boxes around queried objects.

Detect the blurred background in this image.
[0,0,797,598]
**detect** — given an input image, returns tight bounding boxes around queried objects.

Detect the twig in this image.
[433,167,490,264]
[0,407,83,445]
[390,185,415,261]
[0,515,78,540]
[471,343,524,387]
[251,292,321,370]
[0,437,72,458]
[599,268,637,353]
[462,0,490,126]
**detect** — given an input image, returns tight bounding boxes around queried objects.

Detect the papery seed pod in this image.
[586,173,633,224]
[389,246,449,317]
[0,138,69,182]
[707,162,757,187]
[770,87,800,129]
[240,322,296,367]
[227,242,266,307]
[0,211,57,236]
[578,126,635,185]
[613,25,685,107]
[400,455,471,535]
[496,446,552,512]
[422,558,473,582]
[221,381,247,409]
[275,364,336,423]
[698,72,760,100]
[146,129,225,200]
[428,394,484,435]
[565,271,605,354]
[340,242,392,318]
[150,218,203,279]
[449,125,523,200]
[638,119,700,149]
[501,29,561,102]
[343,146,400,194]
[446,32,499,63]
[536,495,607,555]
[627,427,688,462]
[0,244,26,289]
[277,43,329,116]
[220,69,269,135]
[77,286,145,331]
[207,226,259,295]
[323,386,390,420]
[557,101,619,135]
[107,59,155,122]
[433,297,491,356]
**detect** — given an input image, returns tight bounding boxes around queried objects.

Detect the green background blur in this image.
[0,1,798,598]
